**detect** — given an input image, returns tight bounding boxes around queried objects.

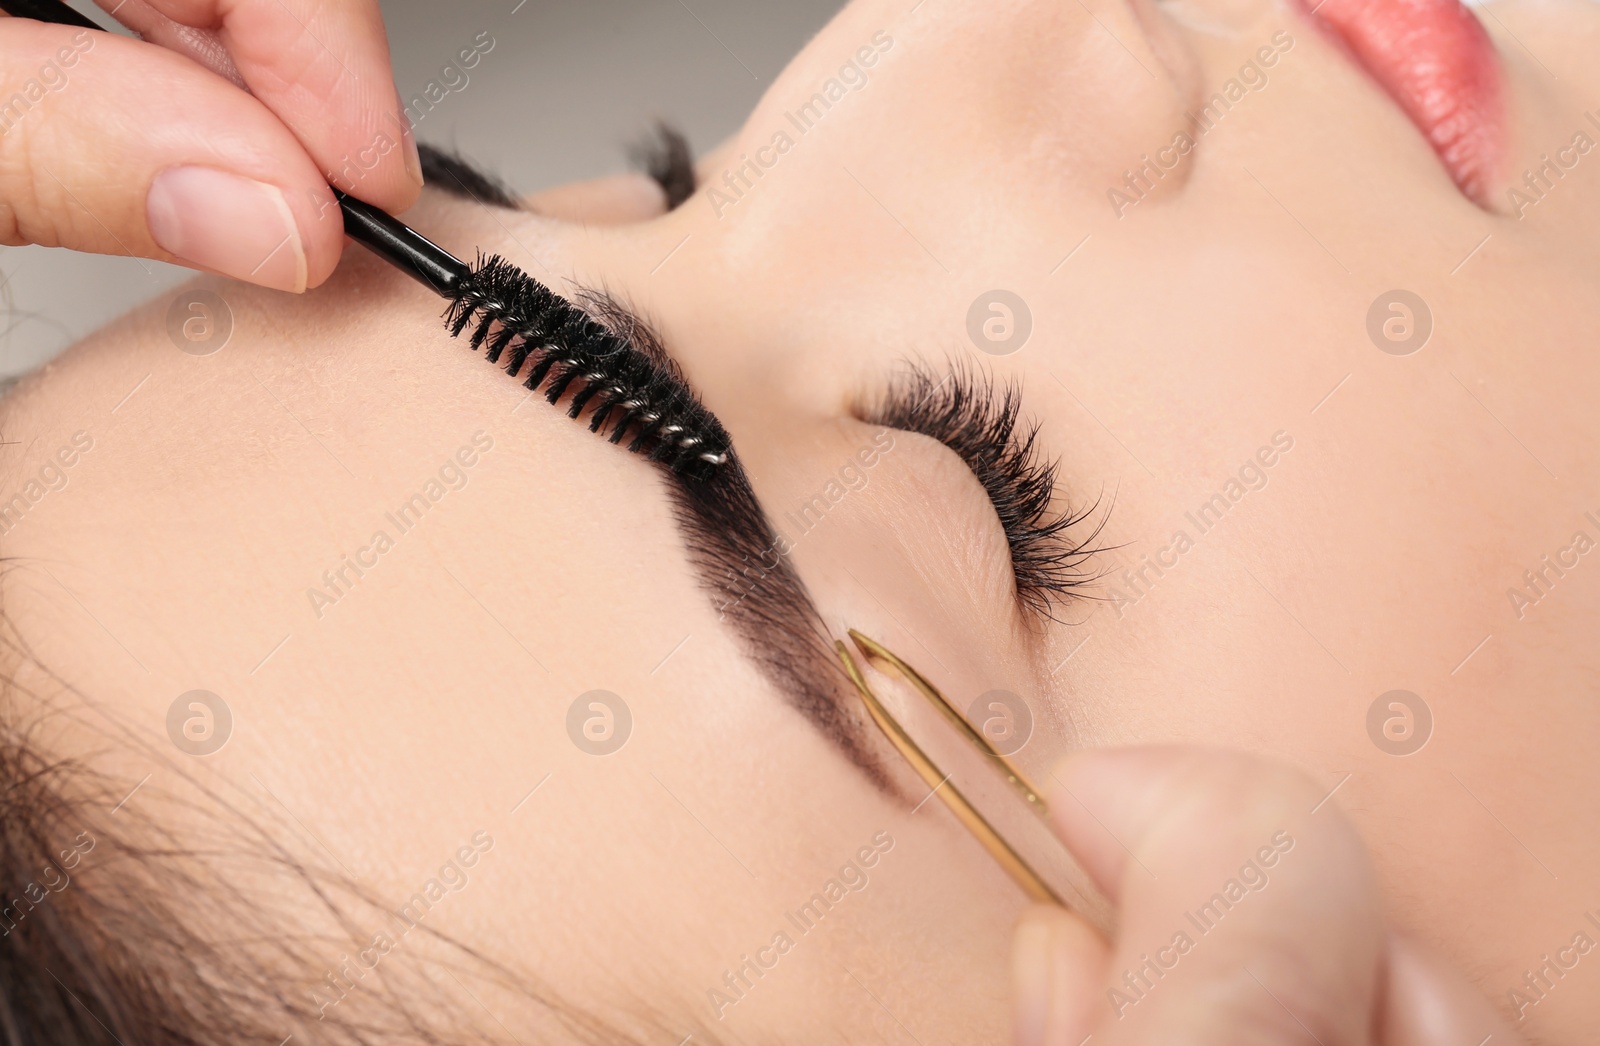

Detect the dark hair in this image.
[419,125,699,213]
[0,638,579,1043]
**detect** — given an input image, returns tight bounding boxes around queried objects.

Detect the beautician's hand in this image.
[0,0,421,292]
[1013,747,1520,1045]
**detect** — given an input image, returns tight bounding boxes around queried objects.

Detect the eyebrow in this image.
[417,144,891,788]
[417,130,698,212]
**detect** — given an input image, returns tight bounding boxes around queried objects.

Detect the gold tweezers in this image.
[836,629,1065,907]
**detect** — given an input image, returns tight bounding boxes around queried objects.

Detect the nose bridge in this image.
[898,2,1201,178]
[945,0,1177,81]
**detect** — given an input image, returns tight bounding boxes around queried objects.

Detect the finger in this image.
[1012,904,1109,1046]
[93,0,246,87]
[0,20,341,290]
[1379,933,1524,1046]
[98,0,424,210]
[1047,746,1385,1045]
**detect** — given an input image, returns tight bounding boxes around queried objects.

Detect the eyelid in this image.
[853,428,1032,619]
[856,360,1104,619]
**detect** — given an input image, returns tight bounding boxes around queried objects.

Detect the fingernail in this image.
[392,92,423,189]
[401,125,424,189]
[147,166,308,293]
[1012,919,1054,1046]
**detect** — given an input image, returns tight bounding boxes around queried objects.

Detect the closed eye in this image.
[856,359,1107,619]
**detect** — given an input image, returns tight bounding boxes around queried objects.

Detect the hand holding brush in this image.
[0,0,424,292]
[1,0,732,479]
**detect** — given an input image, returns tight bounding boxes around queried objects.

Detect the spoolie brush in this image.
[441,254,731,482]
[0,0,731,483]
[336,196,733,483]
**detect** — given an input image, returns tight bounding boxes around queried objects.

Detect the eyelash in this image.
[633,122,697,210]
[860,361,1105,618]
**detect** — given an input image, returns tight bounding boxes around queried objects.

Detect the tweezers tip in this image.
[833,639,867,689]
[846,627,883,662]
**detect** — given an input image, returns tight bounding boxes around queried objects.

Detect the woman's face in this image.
[6,0,1598,1039]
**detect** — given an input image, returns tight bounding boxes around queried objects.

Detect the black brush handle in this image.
[1,0,473,299]
[2,0,96,29]
[335,192,470,297]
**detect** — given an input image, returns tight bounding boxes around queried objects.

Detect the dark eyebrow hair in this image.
[417,131,699,212]
[628,123,697,209]
[417,143,522,208]
[577,292,889,786]
[416,144,888,788]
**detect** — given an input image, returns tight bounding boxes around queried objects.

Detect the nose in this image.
[1148,0,1283,33]
[888,0,1204,209]
[687,0,1205,233]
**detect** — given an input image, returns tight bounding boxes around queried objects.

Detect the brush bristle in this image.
[444,254,730,482]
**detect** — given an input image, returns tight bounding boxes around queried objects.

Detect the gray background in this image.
[0,0,844,378]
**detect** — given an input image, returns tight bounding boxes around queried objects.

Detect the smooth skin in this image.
[0,0,1596,1041]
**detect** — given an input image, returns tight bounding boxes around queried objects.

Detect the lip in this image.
[1297,0,1506,206]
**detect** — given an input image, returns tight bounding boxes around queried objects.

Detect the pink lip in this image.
[1299,0,1505,205]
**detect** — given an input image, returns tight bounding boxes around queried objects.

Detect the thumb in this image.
[1012,904,1110,1046]
[1378,933,1523,1046]
[1041,746,1385,1045]
[0,20,343,291]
